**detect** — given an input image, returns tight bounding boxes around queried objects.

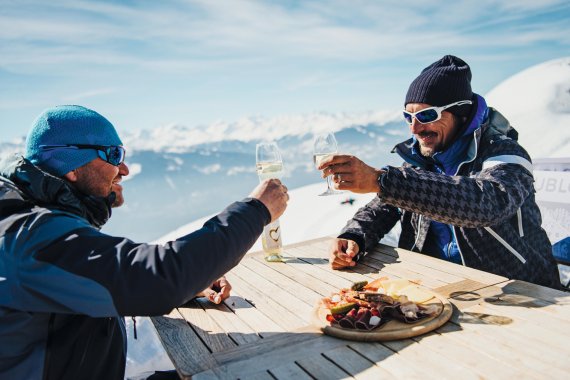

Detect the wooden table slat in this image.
[321,345,394,378]
[268,362,313,380]
[210,332,349,378]
[348,342,439,380]
[414,331,543,379]
[194,298,261,346]
[295,353,351,379]
[221,294,284,338]
[381,337,483,379]
[364,251,465,284]
[250,253,340,296]
[150,309,217,379]
[176,300,237,353]
[224,271,306,331]
[240,256,323,306]
[436,321,570,377]
[375,244,508,285]
[230,263,316,325]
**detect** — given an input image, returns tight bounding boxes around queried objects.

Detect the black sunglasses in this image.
[40,144,126,166]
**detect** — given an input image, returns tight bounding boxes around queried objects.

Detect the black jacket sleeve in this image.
[35,198,270,316]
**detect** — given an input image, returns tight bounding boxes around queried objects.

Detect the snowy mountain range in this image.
[1,57,568,243]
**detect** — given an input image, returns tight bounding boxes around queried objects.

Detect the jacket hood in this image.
[0,155,113,228]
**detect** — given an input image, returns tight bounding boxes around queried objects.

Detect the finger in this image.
[317,154,352,170]
[336,180,357,192]
[331,256,355,269]
[345,241,360,257]
[201,288,218,303]
[218,280,232,302]
[334,245,355,263]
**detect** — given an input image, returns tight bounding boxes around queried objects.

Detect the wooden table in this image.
[151,237,570,379]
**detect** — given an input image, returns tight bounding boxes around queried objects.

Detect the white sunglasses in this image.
[403,100,472,125]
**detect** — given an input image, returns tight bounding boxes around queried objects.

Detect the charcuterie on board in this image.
[313,277,453,341]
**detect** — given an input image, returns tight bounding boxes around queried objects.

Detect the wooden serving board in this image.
[312,289,453,342]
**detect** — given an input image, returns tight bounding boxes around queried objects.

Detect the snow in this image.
[485,57,570,159]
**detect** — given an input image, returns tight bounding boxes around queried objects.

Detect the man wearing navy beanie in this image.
[0,105,289,379]
[319,55,560,290]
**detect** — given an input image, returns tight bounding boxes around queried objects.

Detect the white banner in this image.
[534,170,570,204]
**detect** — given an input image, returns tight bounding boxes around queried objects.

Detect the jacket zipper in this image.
[451,226,466,266]
[411,215,423,252]
[453,128,480,176]
[517,208,524,237]
[484,227,526,264]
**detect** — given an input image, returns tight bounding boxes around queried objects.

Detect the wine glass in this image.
[313,132,343,196]
[255,142,284,181]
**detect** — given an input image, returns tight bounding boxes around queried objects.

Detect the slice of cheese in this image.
[380,279,412,297]
[399,285,435,304]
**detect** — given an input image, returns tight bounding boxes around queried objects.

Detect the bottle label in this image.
[262,221,282,254]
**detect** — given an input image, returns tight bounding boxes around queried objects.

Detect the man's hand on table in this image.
[197,276,232,304]
[330,238,360,270]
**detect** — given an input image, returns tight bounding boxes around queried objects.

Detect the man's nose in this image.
[409,117,424,134]
[119,162,130,176]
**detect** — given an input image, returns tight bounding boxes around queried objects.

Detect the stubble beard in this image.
[419,144,436,158]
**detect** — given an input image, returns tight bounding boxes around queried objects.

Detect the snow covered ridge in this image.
[485,56,570,159]
[120,110,401,153]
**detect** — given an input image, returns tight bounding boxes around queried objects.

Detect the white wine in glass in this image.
[313,133,342,196]
[255,142,284,262]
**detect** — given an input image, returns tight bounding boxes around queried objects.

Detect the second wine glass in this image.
[313,132,343,196]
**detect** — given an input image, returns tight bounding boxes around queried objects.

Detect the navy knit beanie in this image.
[25,105,123,176]
[405,55,473,116]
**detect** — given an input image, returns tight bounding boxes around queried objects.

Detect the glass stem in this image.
[326,174,334,191]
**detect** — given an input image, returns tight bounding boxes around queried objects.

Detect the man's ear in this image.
[63,170,78,183]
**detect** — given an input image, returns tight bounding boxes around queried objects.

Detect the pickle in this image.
[330,302,357,315]
[350,280,368,291]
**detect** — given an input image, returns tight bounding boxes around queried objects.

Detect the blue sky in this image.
[1,0,569,142]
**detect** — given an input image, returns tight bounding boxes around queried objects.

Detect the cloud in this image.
[2,0,568,74]
[61,88,117,102]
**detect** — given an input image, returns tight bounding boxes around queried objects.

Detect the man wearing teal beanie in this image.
[0,105,290,379]
[26,105,124,175]
[25,105,128,207]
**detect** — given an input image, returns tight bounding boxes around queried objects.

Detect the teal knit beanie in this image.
[25,105,123,176]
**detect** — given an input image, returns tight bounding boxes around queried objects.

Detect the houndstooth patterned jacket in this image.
[340,107,560,288]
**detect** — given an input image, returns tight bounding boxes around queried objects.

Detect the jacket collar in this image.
[393,94,488,175]
[0,155,113,228]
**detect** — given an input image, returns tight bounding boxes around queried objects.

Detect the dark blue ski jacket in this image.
[0,156,270,380]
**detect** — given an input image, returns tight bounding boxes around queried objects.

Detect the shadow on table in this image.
[444,279,570,327]
[157,298,462,379]
[155,312,450,380]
